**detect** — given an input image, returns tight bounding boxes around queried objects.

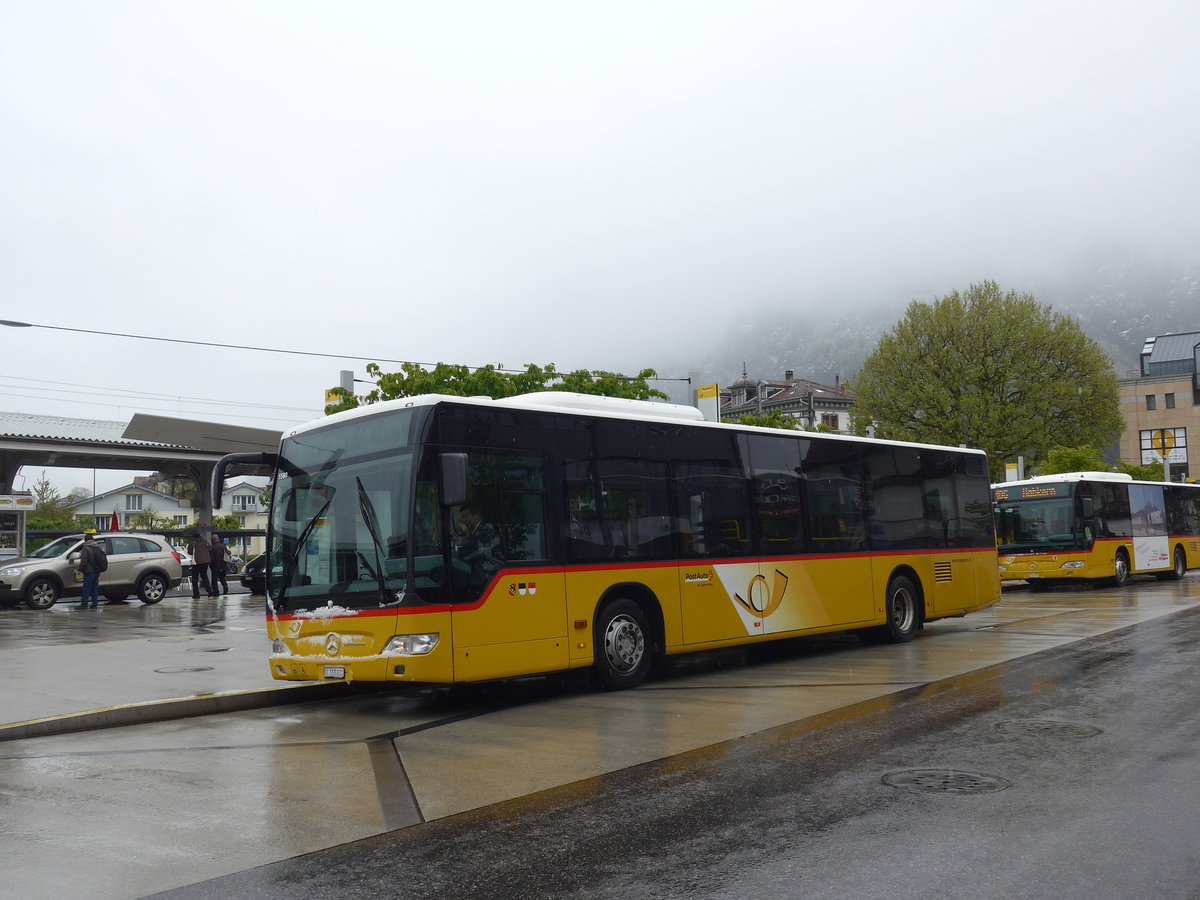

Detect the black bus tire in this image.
[1113,549,1131,587]
[861,574,920,644]
[591,598,652,691]
[1158,546,1187,581]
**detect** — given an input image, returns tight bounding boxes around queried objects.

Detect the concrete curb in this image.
[0,681,395,743]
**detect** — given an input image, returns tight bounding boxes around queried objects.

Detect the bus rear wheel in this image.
[591,598,652,690]
[1113,549,1131,587]
[860,574,920,644]
[1157,546,1187,581]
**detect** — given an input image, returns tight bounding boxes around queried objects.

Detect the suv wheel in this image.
[24,577,61,610]
[137,573,168,604]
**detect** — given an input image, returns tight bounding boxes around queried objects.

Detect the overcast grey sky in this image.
[2,1,1198,494]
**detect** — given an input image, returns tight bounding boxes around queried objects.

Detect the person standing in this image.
[187,531,215,598]
[76,530,107,609]
[209,533,230,595]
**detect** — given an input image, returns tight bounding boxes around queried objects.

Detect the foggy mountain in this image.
[671,247,1200,395]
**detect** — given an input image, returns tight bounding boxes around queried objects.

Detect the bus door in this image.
[677,455,760,645]
[445,449,567,681]
[742,433,874,638]
[1129,483,1169,570]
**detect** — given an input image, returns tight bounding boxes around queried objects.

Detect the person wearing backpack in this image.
[77,530,108,609]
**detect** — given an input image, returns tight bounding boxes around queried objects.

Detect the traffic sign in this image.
[1150,429,1176,457]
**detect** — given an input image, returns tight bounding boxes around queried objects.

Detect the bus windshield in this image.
[994,493,1089,552]
[268,407,428,612]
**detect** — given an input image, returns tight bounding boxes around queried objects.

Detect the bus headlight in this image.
[1059,561,1085,569]
[384,633,440,656]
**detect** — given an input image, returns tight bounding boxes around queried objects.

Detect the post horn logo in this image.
[733,569,789,618]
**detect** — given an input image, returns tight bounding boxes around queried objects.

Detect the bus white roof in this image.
[994,471,1134,489]
[287,391,989,458]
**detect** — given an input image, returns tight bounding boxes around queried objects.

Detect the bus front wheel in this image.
[1113,549,1131,587]
[591,598,652,691]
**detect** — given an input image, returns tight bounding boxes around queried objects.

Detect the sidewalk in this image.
[0,588,351,741]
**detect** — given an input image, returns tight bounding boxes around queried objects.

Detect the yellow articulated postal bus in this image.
[214,392,1001,690]
[992,472,1200,588]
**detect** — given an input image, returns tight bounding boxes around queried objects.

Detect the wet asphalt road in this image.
[157,604,1200,900]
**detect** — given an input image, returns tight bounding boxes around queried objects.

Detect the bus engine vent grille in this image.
[933,561,953,583]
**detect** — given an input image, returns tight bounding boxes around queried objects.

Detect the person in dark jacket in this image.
[77,530,107,609]
[209,533,230,595]
[187,532,215,598]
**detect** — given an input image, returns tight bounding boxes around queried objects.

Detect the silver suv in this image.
[0,533,185,610]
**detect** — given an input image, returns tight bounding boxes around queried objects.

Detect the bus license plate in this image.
[324,666,346,679]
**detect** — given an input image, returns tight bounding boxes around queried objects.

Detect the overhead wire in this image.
[0,320,692,382]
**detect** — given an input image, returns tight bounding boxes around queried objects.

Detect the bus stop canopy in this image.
[0,411,282,509]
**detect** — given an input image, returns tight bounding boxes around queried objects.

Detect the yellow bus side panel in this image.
[452,571,567,648]
[455,637,571,682]
[681,557,876,644]
[563,566,681,665]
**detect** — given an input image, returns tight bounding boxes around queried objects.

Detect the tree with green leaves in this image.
[850,281,1123,481]
[1037,445,1165,481]
[127,511,183,531]
[323,362,668,414]
[1038,446,1112,475]
[28,472,81,530]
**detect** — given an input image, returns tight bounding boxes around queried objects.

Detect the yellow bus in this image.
[992,472,1200,588]
[214,392,1000,690]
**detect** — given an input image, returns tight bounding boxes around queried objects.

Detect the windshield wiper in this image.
[276,490,334,610]
[355,477,393,606]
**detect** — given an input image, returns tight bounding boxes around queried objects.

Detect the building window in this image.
[821,413,839,430]
[232,495,255,511]
[126,494,143,510]
[1166,393,1176,409]
[1146,394,1157,410]
[236,515,246,528]
[173,515,188,526]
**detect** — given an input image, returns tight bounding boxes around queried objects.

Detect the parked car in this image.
[240,554,266,594]
[176,548,194,576]
[0,532,185,610]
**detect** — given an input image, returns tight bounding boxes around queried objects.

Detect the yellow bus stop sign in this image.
[1150,429,1176,457]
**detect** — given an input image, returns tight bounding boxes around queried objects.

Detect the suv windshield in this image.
[268,407,426,612]
[28,536,81,558]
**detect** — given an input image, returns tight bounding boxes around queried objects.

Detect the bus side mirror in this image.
[440,453,468,507]
[1080,497,1094,518]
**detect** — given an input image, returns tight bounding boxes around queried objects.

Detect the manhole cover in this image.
[882,769,1011,794]
[186,647,231,653]
[154,666,214,673]
[996,720,1102,739]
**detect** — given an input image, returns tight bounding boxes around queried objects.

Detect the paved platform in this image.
[4,575,1200,745]
[0,587,347,741]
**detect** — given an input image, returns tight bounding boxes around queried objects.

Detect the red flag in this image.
[110,511,120,532]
